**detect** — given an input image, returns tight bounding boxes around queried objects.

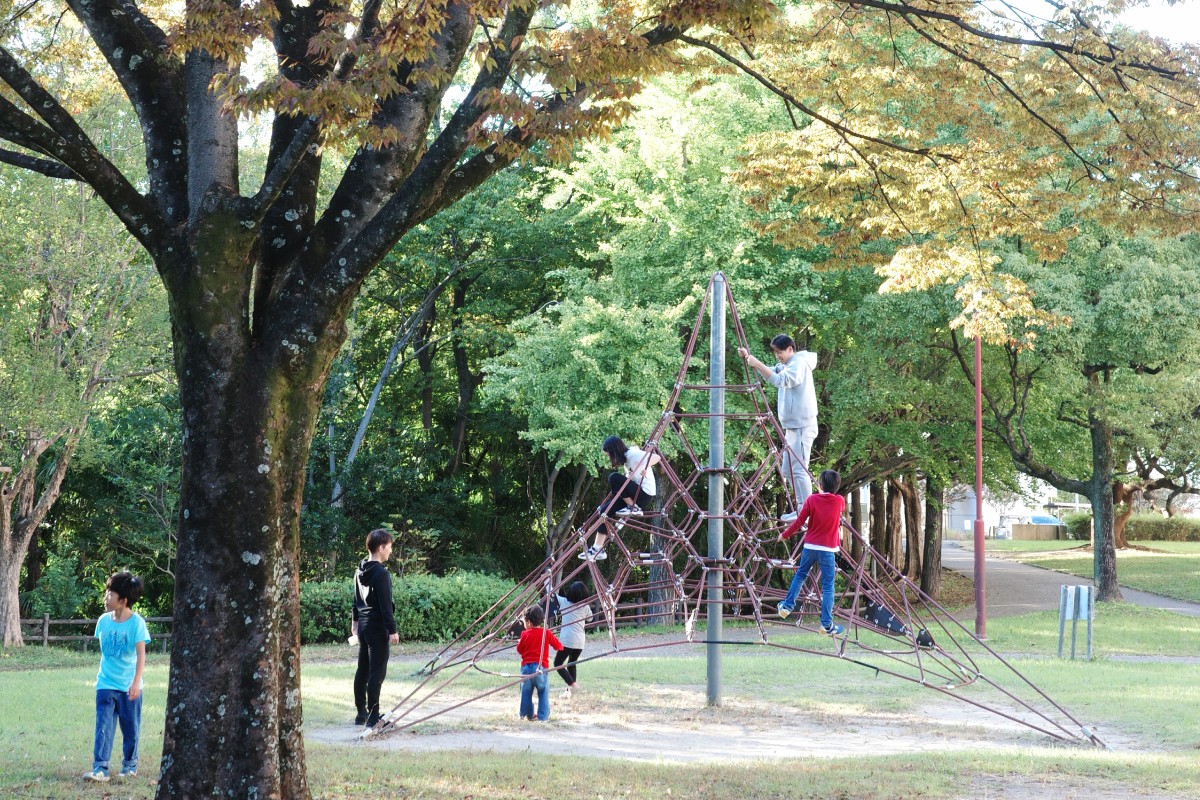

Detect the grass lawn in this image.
[4,604,1200,799]
[983,540,1087,553]
[1018,549,1200,603]
[1134,541,1200,554]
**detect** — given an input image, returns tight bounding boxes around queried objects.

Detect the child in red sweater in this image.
[517,605,563,721]
[777,469,846,635]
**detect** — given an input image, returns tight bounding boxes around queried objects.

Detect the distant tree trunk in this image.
[920,474,943,598]
[448,281,480,474]
[1165,489,1184,517]
[544,463,591,561]
[415,308,437,434]
[1089,412,1122,601]
[849,486,864,563]
[1112,480,1135,549]
[647,493,674,625]
[0,428,85,646]
[900,473,922,580]
[22,527,45,595]
[886,479,903,566]
[869,480,886,566]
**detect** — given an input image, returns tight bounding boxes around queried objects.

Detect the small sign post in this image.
[1057,585,1094,660]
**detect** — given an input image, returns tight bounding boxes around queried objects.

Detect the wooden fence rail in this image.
[18,614,174,652]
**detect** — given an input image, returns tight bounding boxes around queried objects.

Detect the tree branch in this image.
[840,0,1179,78]
[0,48,169,259]
[677,34,940,161]
[62,0,187,223]
[0,147,79,180]
[246,0,386,222]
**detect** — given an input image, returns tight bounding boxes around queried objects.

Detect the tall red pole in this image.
[973,334,987,639]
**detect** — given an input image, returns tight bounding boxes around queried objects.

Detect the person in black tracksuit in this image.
[352,528,398,728]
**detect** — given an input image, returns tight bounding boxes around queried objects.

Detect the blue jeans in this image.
[94,689,142,773]
[780,548,837,630]
[519,663,550,721]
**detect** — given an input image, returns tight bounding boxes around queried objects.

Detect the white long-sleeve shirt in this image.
[768,351,818,430]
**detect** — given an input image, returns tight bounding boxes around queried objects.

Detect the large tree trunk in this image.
[157,241,342,800]
[1089,413,1122,602]
[900,473,922,580]
[920,474,943,598]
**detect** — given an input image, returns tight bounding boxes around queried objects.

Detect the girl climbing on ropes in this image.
[580,435,660,561]
[553,581,591,699]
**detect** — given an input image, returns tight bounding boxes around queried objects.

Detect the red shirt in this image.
[781,492,846,551]
[517,626,563,668]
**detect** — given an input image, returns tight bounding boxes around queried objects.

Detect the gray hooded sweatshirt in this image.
[767,350,818,430]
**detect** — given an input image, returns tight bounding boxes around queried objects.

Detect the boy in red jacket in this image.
[516,605,563,721]
[777,469,846,635]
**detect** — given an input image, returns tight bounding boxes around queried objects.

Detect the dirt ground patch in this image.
[308,678,1141,764]
[965,774,1189,800]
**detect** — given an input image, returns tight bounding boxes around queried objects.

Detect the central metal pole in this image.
[707,273,726,706]
[973,334,987,639]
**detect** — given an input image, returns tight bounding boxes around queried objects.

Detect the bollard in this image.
[1057,585,1094,660]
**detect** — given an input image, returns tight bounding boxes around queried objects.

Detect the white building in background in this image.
[943,479,1089,539]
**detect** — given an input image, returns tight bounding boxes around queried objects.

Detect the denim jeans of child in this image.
[519,663,550,721]
[94,688,142,773]
[780,547,837,630]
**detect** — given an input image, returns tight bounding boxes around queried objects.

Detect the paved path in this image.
[940,541,1200,618]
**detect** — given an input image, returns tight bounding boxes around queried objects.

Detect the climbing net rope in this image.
[370,274,1104,748]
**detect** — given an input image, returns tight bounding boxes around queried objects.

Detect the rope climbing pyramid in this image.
[370,274,1105,748]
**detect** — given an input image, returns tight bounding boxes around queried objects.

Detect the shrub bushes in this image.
[1125,514,1200,542]
[1056,512,1200,542]
[298,581,351,644]
[299,571,518,644]
[1063,511,1092,541]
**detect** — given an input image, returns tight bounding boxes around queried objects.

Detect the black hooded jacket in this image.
[353,559,397,635]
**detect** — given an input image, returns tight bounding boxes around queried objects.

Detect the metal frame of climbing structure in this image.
[368,273,1106,748]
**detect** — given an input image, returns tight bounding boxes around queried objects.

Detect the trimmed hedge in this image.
[1064,511,1092,541]
[1057,512,1200,542]
[299,571,518,644]
[1125,514,1200,542]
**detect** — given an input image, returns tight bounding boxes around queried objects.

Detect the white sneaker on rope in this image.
[616,505,643,517]
[781,511,799,522]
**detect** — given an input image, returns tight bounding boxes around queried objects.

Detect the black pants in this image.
[353,627,390,716]
[599,472,654,517]
[554,647,584,685]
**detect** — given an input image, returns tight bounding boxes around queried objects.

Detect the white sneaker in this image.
[578,546,607,561]
[781,511,798,522]
[559,688,573,700]
[616,505,643,516]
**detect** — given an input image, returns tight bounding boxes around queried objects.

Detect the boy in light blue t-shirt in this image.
[86,572,151,783]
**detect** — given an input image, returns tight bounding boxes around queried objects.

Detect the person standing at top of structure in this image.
[737,334,819,521]
[580,435,660,561]
[352,528,399,729]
